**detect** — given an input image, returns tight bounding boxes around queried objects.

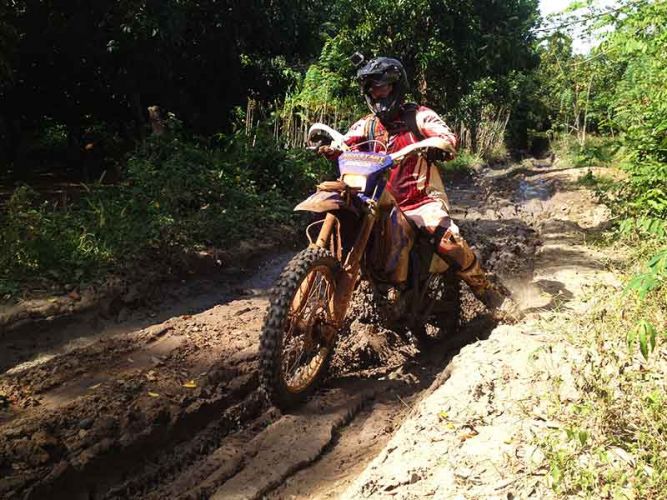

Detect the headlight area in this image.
[342,174,367,192]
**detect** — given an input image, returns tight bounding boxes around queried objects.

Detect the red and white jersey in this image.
[342,105,458,210]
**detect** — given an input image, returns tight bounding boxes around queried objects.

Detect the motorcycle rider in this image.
[318,56,518,319]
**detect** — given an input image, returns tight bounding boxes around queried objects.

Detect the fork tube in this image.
[333,213,376,324]
[314,213,337,249]
[344,213,375,268]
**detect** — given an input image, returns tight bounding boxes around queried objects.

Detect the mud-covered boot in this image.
[457,259,523,323]
[477,285,523,323]
[434,232,523,322]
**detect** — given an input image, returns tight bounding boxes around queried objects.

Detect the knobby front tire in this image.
[259,247,340,411]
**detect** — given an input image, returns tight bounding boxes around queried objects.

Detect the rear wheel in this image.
[259,248,339,410]
[412,273,461,346]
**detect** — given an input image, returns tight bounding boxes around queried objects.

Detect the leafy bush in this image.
[553,134,618,168]
[0,130,330,298]
[442,150,483,173]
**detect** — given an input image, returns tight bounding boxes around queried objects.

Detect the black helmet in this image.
[356,57,408,123]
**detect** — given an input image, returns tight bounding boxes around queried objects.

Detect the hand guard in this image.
[307,130,333,149]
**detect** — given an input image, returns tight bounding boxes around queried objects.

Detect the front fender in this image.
[294,191,358,214]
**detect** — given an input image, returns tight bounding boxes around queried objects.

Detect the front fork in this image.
[311,210,376,327]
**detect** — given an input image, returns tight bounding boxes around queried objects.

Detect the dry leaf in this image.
[89,383,102,390]
[147,392,160,398]
[459,430,479,442]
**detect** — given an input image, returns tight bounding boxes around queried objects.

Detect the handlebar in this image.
[389,137,455,162]
[307,123,350,151]
[308,123,455,161]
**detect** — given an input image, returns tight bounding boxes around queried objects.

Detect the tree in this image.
[0,0,331,173]
[288,0,541,150]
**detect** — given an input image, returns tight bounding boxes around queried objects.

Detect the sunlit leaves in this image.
[626,320,659,360]
[625,247,666,360]
[626,272,660,300]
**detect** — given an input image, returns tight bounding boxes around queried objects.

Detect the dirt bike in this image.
[259,124,460,410]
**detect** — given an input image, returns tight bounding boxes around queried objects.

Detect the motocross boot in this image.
[436,231,523,323]
[471,273,523,323]
[460,259,523,323]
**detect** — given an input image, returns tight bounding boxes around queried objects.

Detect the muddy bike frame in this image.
[303,123,455,330]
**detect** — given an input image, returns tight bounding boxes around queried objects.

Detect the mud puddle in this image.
[518,178,552,201]
[0,251,293,376]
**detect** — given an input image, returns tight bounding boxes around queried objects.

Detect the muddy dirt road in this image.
[0,159,609,499]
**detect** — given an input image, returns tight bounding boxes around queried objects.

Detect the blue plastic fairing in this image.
[337,151,393,176]
[338,151,393,197]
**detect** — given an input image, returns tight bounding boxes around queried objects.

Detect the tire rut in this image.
[211,388,370,500]
[0,293,274,498]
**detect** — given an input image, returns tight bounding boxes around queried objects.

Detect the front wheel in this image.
[259,247,340,410]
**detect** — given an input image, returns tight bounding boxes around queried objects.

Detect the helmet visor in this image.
[367,82,393,99]
[358,69,401,92]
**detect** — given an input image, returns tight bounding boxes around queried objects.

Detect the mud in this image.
[0,157,603,499]
[341,160,617,499]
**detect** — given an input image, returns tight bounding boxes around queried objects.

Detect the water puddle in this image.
[518,179,552,201]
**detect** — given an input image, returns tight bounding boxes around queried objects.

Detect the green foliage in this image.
[554,134,618,168]
[624,246,667,360]
[626,248,667,299]
[542,1,667,214]
[541,2,667,362]
[619,216,667,239]
[442,151,483,173]
[0,0,332,168]
[601,1,667,164]
[626,320,658,360]
[284,0,540,150]
[534,33,600,138]
[0,130,329,297]
[1,0,546,166]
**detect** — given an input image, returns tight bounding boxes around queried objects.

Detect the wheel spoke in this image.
[280,265,335,392]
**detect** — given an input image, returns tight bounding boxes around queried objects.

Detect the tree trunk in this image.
[148,106,166,136]
[581,76,593,146]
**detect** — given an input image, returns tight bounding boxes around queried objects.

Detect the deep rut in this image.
[0,161,551,499]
